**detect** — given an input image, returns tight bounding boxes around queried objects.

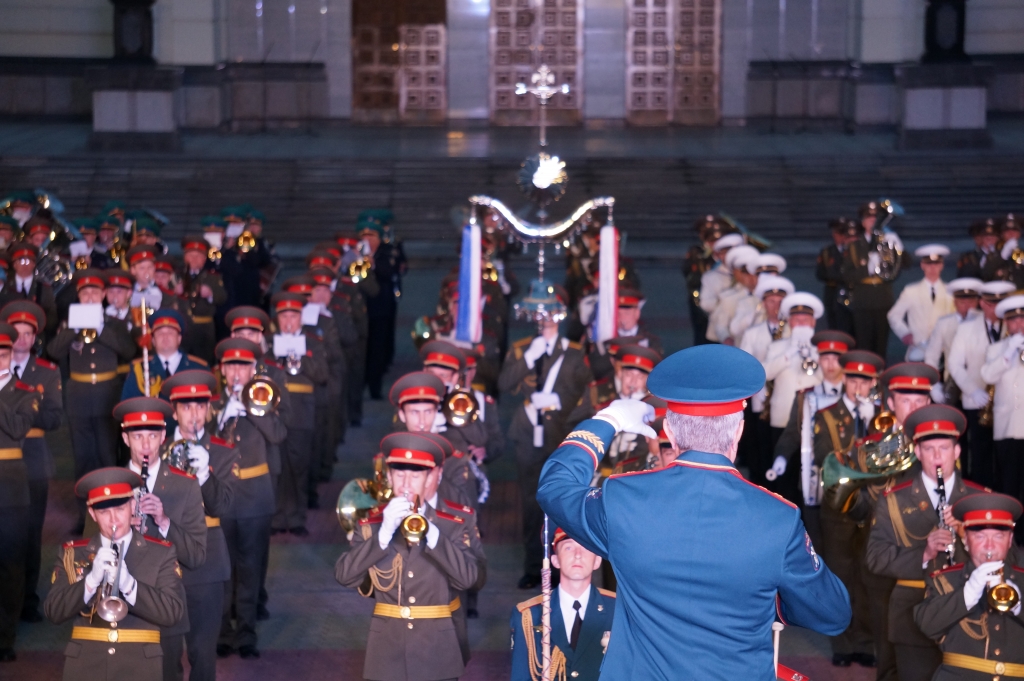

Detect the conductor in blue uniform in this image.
[537,344,852,680]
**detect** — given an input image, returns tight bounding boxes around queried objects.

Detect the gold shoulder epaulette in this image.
[516,594,544,612]
[598,588,617,598]
[187,355,209,367]
[568,341,582,351]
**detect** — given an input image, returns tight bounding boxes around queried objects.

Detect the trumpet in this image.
[400,495,428,546]
[243,375,280,416]
[237,230,256,254]
[164,439,197,476]
[285,351,302,376]
[94,534,129,623]
[78,328,98,344]
[443,385,479,427]
[987,562,1021,613]
[348,256,371,284]
[798,345,818,376]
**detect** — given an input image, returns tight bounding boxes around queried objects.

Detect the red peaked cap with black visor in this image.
[647,345,765,417]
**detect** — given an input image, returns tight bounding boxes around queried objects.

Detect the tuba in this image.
[336,455,393,539]
[443,385,479,428]
[871,199,904,283]
[821,427,916,514]
[243,375,280,416]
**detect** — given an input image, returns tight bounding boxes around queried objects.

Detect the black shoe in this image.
[20,609,42,623]
[831,654,852,667]
[850,653,877,668]
[239,645,260,659]
[290,526,309,537]
[517,574,541,589]
[466,608,479,619]
[0,649,15,662]
[256,604,270,621]
[216,644,234,658]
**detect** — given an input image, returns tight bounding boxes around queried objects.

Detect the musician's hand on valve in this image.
[923,527,955,564]
[969,388,991,406]
[223,396,246,420]
[964,560,1004,609]
[378,497,412,550]
[187,444,211,485]
[138,493,169,534]
[85,546,117,590]
[765,455,787,481]
[523,336,549,368]
[595,399,656,438]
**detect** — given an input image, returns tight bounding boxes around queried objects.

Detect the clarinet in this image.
[135,455,149,535]
[935,466,954,566]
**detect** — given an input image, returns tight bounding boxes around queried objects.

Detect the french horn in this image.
[821,428,916,514]
[443,386,479,428]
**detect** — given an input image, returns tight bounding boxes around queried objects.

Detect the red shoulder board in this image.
[34,358,57,370]
[884,480,913,497]
[452,450,465,459]
[264,359,282,369]
[435,510,465,524]
[168,466,196,480]
[964,480,990,491]
[144,536,173,547]
[210,435,234,449]
[443,499,475,515]
[1013,565,1024,574]
[358,514,382,525]
[64,538,90,548]
[15,381,35,392]
[305,350,313,357]
[932,563,965,577]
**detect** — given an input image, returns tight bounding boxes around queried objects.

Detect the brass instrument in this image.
[411,315,434,350]
[78,328,98,344]
[164,439,197,476]
[979,384,996,428]
[237,230,256,254]
[798,345,818,376]
[443,386,479,428]
[988,567,1021,613]
[348,256,372,284]
[95,537,129,623]
[483,260,499,283]
[110,236,129,270]
[872,409,896,432]
[285,351,302,376]
[336,455,393,537]
[822,427,916,513]
[872,199,904,283]
[400,495,428,546]
[935,466,955,567]
[242,375,280,416]
[207,244,222,265]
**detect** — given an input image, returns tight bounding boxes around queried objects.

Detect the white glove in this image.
[223,396,246,419]
[85,546,117,590]
[378,497,412,550]
[595,399,657,438]
[930,383,946,404]
[187,444,211,485]
[969,388,991,407]
[530,392,562,411]
[964,560,1004,610]
[523,336,549,369]
[1002,237,1018,261]
[425,521,440,550]
[765,455,787,481]
[118,564,138,604]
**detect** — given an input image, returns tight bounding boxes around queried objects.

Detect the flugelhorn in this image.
[95,534,129,623]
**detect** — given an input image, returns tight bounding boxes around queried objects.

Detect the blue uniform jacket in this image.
[510,584,615,681]
[537,419,851,680]
[121,354,209,400]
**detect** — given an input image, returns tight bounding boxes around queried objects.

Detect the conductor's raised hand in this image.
[595,399,657,438]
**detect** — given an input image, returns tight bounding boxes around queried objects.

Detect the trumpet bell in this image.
[989,580,1021,613]
[443,388,479,428]
[96,594,129,623]
[244,376,281,416]
[401,512,428,545]
[872,410,896,432]
[237,230,256,254]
